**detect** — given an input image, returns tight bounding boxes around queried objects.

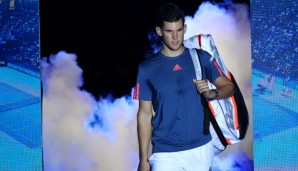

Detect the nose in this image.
[172,32,178,40]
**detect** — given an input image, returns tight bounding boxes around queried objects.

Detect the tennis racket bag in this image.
[184,34,249,155]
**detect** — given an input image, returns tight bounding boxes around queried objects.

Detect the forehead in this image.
[162,19,184,30]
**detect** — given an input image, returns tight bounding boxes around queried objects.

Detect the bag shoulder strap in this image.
[189,48,211,135]
[185,34,229,78]
[189,48,202,80]
[189,48,229,148]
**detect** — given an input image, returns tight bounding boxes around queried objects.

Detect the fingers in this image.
[193,79,209,94]
[199,87,210,94]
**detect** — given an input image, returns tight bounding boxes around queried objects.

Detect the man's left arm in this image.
[211,75,234,100]
[193,75,234,100]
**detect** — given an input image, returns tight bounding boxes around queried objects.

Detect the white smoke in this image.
[42,1,252,171]
[184,1,252,161]
[42,51,139,171]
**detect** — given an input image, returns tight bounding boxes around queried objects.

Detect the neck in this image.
[161,46,185,57]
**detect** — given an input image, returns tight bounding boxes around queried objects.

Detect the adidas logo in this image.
[173,64,182,71]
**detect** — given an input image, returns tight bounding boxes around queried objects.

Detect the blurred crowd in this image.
[0,1,40,73]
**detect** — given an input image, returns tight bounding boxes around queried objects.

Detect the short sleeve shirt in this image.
[134,48,222,153]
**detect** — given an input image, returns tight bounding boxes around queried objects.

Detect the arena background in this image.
[0,0,297,170]
[41,0,252,170]
[251,0,297,170]
[0,0,42,170]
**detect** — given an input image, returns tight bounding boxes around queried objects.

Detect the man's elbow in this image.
[229,82,235,97]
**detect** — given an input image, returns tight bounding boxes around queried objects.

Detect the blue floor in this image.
[253,97,298,139]
[0,82,40,113]
[0,67,42,170]
[0,103,41,148]
[253,69,298,170]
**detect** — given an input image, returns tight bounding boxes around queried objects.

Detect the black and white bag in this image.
[184,34,249,155]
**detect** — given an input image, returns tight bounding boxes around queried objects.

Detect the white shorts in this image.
[149,142,213,171]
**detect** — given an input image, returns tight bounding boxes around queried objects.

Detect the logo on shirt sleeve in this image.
[213,61,223,75]
[133,83,140,99]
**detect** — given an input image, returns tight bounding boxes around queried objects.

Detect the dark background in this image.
[39,0,249,98]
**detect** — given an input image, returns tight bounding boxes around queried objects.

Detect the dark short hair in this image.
[156,3,185,28]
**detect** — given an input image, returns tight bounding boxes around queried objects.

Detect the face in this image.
[156,18,187,54]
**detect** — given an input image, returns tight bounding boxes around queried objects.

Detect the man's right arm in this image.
[137,100,153,170]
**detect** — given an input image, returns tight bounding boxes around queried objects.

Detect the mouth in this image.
[172,41,179,45]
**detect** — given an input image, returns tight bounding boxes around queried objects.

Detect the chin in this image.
[171,45,182,51]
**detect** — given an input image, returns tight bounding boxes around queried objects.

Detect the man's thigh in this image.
[149,142,213,171]
[183,142,213,170]
[149,152,184,171]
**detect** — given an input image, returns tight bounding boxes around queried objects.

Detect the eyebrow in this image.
[164,27,184,32]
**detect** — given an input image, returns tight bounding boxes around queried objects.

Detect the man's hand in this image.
[138,159,150,171]
[192,79,214,99]
[193,75,234,100]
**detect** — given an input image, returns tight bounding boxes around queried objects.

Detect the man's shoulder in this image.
[140,52,160,66]
[196,48,212,58]
[186,47,211,57]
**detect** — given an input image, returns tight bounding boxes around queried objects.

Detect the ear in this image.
[156,26,162,36]
[184,24,187,34]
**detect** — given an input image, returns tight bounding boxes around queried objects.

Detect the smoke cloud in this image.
[42,52,139,171]
[42,1,252,171]
[184,1,252,160]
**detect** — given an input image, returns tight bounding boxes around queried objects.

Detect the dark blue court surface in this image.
[253,97,298,139]
[0,82,41,148]
[252,70,298,139]
[0,82,40,112]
